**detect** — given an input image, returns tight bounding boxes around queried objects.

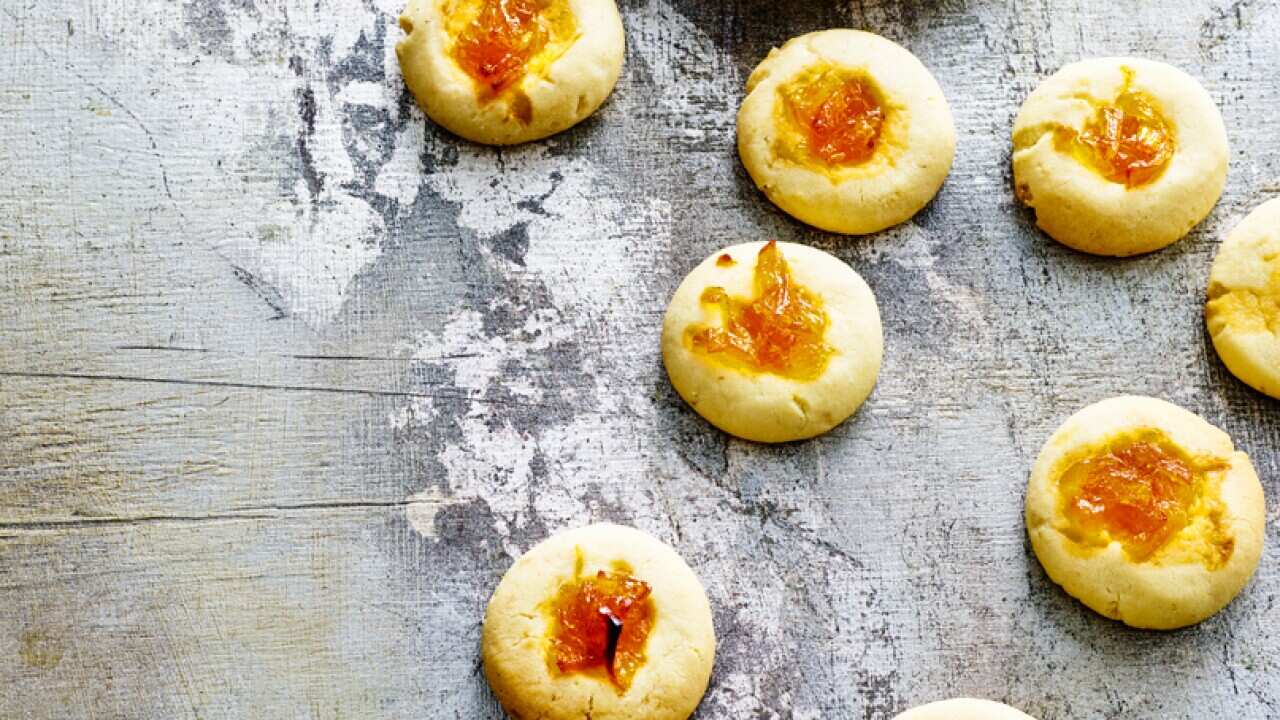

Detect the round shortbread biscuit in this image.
[482,524,716,720]
[1206,198,1280,399]
[662,241,883,443]
[736,30,956,235]
[1012,57,1228,256]
[1025,396,1266,629]
[893,698,1038,720]
[397,0,625,145]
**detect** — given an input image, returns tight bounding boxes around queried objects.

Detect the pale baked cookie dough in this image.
[1206,198,1280,399]
[894,698,1037,720]
[662,241,883,443]
[482,523,716,720]
[397,0,625,145]
[737,30,956,235]
[1026,396,1265,629]
[1012,57,1228,256]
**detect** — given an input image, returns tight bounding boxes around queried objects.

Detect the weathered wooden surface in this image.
[1,0,1278,717]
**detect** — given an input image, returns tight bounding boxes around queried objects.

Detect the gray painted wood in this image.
[1,0,1277,717]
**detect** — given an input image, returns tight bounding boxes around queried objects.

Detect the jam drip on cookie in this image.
[451,0,569,98]
[1059,435,1226,563]
[550,568,654,692]
[781,68,885,166]
[1059,70,1175,188]
[688,241,833,380]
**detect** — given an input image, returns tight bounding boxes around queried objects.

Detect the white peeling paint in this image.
[405,488,451,538]
[337,80,389,108]
[375,118,427,207]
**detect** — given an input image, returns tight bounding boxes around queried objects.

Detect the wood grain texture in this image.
[1,0,1278,718]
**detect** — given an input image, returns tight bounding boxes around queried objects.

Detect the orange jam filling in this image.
[781,68,885,166]
[549,569,654,692]
[450,0,566,98]
[1058,72,1175,188]
[1059,436,1208,561]
[687,241,832,380]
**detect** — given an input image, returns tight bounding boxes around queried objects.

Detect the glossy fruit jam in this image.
[1059,436,1203,561]
[549,569,654,692]
[781,67,885,166]
[688,241,832,380]
[451,0,568,97]
[1059,71,1174,188]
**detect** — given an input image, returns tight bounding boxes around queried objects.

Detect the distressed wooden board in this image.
[1,0,1278,718]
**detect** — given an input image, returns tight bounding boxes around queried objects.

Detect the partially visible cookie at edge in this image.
[397,0,625,145]
[1206,197,1280,399]
[894,698,1038,720]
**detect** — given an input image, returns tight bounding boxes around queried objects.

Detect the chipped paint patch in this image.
[374,120,427,206]
[220,195,384,326]
[163,2,395,327]
[405,488,452,538]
